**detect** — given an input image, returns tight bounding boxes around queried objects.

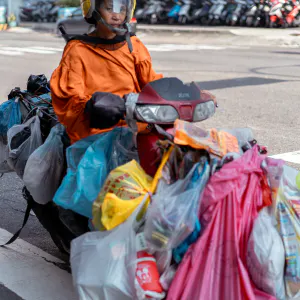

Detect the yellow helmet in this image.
[80,0,136,25]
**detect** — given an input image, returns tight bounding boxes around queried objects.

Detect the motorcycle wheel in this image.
[239,16,246,26]
[231,19,237,26]
[168,17,176,25]
[200,16,209,25]
[269,20,275,28]
[180,16,188,24]
[282,21,289,29]
[22,187,89,255]
[264,16,270,28]
[150,14,158,24]
[225,16,231,25]
[253,18,261,27]
[246,16,253,27]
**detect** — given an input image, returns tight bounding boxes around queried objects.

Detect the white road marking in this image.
[30,46,64,51]
[0,228,77,300]
[1,47,56,54]
[0,49,23,56]
[270,151,300,164]
[146,44,227,52]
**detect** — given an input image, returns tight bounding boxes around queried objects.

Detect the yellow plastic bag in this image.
[92,147,173,231]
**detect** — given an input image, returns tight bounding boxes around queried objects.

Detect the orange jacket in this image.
[50,36,163,144]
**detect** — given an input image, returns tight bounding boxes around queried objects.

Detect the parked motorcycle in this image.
[208,0,228,25]
[269,0,287,27]
[286,1,300,26]
[227,0,248,26]
[167,0,184,24]
[178,0,198,24]
[19,1,37,22]
[240,0,258,26]
[143,0,172,24]
[220,0,238,25]
[44,0,59,23]
[192,0,214,24]
[251,0,272,27]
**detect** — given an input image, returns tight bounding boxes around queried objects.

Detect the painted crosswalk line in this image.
[0,228,77,300]
[270,150,300,165]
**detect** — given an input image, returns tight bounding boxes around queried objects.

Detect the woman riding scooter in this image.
[21,0,163,254]
[51,0,163,144]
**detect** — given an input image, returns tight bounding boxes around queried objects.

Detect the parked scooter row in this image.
[19,0,59,23]
[135,0,300,27]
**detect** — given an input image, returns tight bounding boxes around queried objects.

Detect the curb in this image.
[136,24,235,35]
[15,22,300,38]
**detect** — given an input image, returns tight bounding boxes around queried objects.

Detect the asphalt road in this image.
[0,29,299,286]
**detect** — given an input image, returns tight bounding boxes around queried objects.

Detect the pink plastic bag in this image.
[167,146,275,300]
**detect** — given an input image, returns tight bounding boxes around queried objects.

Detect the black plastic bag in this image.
[27,74,50,95]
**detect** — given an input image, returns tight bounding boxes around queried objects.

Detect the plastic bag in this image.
[0,98,22,137]
[54,128,137,219]
[27,74,50,94]
[144,159,210,251]
[23,123,65,205]
[155,250,172,275]
[173,218,201,264]
[272,164,300,299]
[246,207,286,300]
[0,140,12,173]
[7,116,43,179]
[173,120,240,158]
[159,264,177,291]
[93,160,153,231]
[167,146,275,300]
[71,195,148,300]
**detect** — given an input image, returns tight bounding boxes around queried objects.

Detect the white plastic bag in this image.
[23,123,65,205]
[7,116,43,179]
[0,140,12,173]
[246,207,286,300]
[144,161,209,251]
[70,195,149,300]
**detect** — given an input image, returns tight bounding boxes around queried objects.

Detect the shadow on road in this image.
[196,76,287,90]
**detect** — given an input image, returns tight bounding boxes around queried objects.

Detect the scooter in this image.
[208,0,228,25]
[251,0,272,27]
[178,0,198,24]
[226,0,248,26]
[167,0,184,24]
[220,0,238,25]
[240,0,259,26]
[285,0,299,26]
[192,0,214,24]
[269,0,287,27]
[44,0,59,23]
[22,77,218,254]
[143,0,171,24]
[135,0,149,22]
[19,4,35,22]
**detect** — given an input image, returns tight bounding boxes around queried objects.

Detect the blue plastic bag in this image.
[54,127,138,218]
[172,161,210,263]
[0,98,22,137]
[0,98,22,173]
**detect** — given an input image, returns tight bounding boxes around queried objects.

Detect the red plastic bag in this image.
[167,146,275,300]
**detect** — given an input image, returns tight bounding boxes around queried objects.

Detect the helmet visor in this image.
[100,0,129,15]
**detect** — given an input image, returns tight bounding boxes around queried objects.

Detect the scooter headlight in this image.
[264,6,270,11]
[193,101,216,122]
[136,105,179,123]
